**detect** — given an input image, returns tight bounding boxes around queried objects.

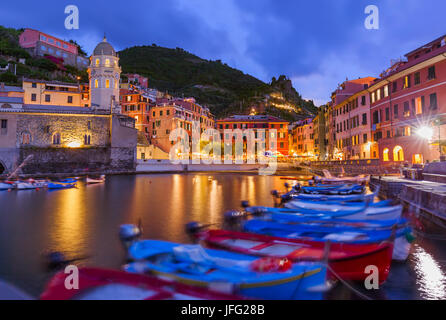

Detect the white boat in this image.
[86,175,105,184]
[0,182,14,190]
[315,170,370,185]
[15,180,48,190]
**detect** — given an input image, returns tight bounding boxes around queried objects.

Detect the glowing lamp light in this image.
[66,142,81,148]
[416,126,434,140]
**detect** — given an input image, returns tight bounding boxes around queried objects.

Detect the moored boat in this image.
[125,240,329,300]
[86,175,105,184]
[0,181,14,190]
[243,219,413,261]
[15,179,48,190]
[40,267,245,300]
[196,229,393,284]
[47,181,77,189]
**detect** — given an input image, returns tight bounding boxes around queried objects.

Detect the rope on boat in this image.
[325,264,374,301]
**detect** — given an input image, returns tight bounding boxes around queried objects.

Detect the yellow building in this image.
[23,78,90,107]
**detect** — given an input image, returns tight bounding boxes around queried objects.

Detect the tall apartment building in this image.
[369,34,446,164]
[331,77,376,160]
[149,98,215,153]
[289,118,315,159]
[19,29,89,69]
[120,87,152,137]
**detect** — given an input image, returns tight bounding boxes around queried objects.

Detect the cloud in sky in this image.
[0,0,444,105]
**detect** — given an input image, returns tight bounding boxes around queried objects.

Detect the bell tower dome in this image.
[88,36,121,113]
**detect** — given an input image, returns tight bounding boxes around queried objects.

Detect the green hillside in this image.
[119,45,317,120]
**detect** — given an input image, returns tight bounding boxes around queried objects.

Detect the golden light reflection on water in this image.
[413,245,446,300]
[49,187,87,253]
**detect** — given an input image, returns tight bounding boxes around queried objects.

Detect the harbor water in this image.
[0,173,445,300]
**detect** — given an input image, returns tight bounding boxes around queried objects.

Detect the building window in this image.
[383,85,389,98]
[1,119,7,135]
[31,93,37,102]
[385,108,390,121]
[393,146,404,162]
[371,92,376,104]
[428,66,436,80]
[87,121,91,130]
[127,96,132,102]
[32,83,37,88]
[392,81,397,93]
[404,126,411,137]
[105,79,110,88]
[361,95,366,106]
[95,59,100,67]
[413,154,423,165]
[414,72,421,85]
[84,134,91,145]
[403,75,411,89]
[67,96,73,104]
[415,97,424,114]
[105,59,110,67]
[52,133,61,145]
[404,102,410,117]
[94,79,99,88]
[45,94,51,102]
[377,89,381,101]
[430,93,438,110]
[383,148,390,162]
[363,133,367,143]
[21,132,31,145]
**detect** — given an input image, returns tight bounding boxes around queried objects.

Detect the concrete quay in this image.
[371,176,446,226]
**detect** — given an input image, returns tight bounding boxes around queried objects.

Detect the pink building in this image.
[126,74,149,88]
[331,77,376,160]
[19,28,89,69]
[369,34,446,164]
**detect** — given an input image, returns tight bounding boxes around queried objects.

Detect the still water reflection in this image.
[0,173,445,300]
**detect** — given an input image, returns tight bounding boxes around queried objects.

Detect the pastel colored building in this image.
[120,87,152,137]
[126,74,149,88]
[331,77,376,160]
[22,79,90,107]
[19,28,89,69]
[149,98,215,154]
[216,115,289,157]
[289,118,315,159]
[369,34,446,164]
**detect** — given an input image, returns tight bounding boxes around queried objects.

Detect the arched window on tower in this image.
[95,59,100,67]
[105,59,110,67]
[106,79,110,88]
[94,79,99,88]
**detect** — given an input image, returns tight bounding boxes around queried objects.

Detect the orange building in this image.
[289,118,315,159]
[120,87,152,137]
[149,98,215,153]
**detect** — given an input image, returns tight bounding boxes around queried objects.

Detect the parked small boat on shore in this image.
[86,175,105,184]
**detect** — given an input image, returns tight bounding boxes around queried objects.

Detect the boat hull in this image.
[41,267,245,300]
[198,230,393,284]
[126,240,328,300]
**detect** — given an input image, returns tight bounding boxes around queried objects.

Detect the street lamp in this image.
[433,118,444,161]
[416,126,434,140]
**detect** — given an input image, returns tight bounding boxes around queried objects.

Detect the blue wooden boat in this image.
[246,206,406,230]
[0,182,14,190]
[247,202,402,221]
[57,178,78,184]
[47,182,77,189]
[243,220,413,261]
[301,184,365,195]
[124,240,328,300]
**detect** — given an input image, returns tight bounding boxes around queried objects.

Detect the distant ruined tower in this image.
[88,36,121,113]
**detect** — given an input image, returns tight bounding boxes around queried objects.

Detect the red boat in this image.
[40,267,246,300]
[196,230,393,284]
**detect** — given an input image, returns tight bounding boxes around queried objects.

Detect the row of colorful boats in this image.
[0,176,106,191]
[40,176,414,300]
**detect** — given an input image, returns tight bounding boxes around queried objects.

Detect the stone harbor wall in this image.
[0,113,137,175]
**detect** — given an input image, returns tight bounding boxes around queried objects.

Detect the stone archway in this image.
[0,161,5,174]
